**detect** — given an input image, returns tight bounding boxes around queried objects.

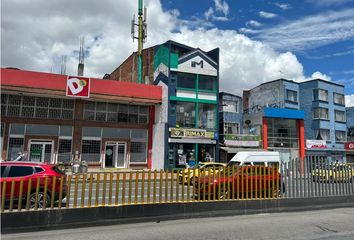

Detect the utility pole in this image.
[131,0,147,84]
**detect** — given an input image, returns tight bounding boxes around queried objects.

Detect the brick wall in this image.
[109,47,155,84]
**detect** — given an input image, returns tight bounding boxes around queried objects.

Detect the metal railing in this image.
[1,157,353,212]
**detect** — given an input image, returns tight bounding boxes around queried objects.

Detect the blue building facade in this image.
[299,79,347,162]
[243,79,305,162]
[152,41,220,169]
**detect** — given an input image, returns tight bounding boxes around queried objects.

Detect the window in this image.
[335,110,345,122]
[8,166,34,177]
[177,72,196,89]
[335,131,346,142]
[313,89,328,102]
[83,101,147,124]
[199,75,217,91]
[313,107,329,120]
[198,103,216,129]
[176,102,196,128]
[333,93,345,105]
[81,140,101,163]
[267,119,299,148]
[1,94,74,120]
[7,138,24,160]
[1,166,7,176]
[58,139,72,163]
[221,100,238,113]
[224,122,240,134]
[314,129,330,140]
[130,142,147,163]
[286,89,298,103]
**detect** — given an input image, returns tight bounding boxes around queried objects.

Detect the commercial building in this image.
[108,40,220,169]
[243,79,305,162]
[0,68,162,169]
[299,79,347,163]
[345,107,354,163]
[218,92,260,162]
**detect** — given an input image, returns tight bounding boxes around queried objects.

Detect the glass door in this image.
[28,140,53,163]
[104,142,127,168]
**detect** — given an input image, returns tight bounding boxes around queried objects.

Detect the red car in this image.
[195,165,285,199]
[0,161,66,209]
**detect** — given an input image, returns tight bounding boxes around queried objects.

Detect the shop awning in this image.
[220,147,263,153]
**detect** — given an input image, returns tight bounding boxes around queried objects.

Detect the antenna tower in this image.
[78,37,85,76]
[131,0,147,84]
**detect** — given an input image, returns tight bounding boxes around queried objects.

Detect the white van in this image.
[227,151,280,167]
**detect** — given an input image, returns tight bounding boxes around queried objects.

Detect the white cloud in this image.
[259,11,278,19]
[306,0,354,7]
[254,9,354,51]
[308,71,332,81]
[0,0,343,97]
[246,20,263,28]
[274,3,291,10]
[204,0,230,22]
[345,95,354,107]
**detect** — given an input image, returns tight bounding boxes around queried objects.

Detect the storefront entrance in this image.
[104,142,127,168]
[28,140,53,163]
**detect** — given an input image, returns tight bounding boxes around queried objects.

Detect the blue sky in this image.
[2,0,354,105]
[161,0,354,96]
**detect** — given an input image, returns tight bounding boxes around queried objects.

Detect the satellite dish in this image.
[245,120,251,125]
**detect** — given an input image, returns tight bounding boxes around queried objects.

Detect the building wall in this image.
[299,80,346,162]
[347,107,354,128]
[109,47,155,84]
[299,80,346,143]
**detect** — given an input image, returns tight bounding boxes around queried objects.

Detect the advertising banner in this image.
[66,76,91,98]
[170,128,216,139]
[306,140,327,149]
[345,142,354,150]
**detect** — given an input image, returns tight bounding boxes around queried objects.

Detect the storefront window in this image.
[169,143,196,167]
[198,103,216,130]
[81,140,101,164]
[199,75,217,91]
[198,144,215,162]
[58,139,72,163]
[176,102,195,128]
[267,119,299,148]
[7,138,24,160]
[177,72,196,89]
[130,142,147,163]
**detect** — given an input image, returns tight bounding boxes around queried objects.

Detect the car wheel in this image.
[29,191,51,209]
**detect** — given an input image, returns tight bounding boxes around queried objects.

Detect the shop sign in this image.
[306,140,327,149]
[224,134,261,141]
[345,142,354,150]
[170,128,216,139]
[66,76,91,98]
[224,140,259,147]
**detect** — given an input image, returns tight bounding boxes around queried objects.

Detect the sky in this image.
[1,0,354,106]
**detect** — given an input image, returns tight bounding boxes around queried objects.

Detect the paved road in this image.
[3,208,354,240]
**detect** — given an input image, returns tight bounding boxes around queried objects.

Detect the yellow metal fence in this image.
[1,164,283,212]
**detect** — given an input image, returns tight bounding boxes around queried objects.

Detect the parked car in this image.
[0,161,67,209]
[312,164,354,183]
[178,162,226,185]
[195,165,285,199]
